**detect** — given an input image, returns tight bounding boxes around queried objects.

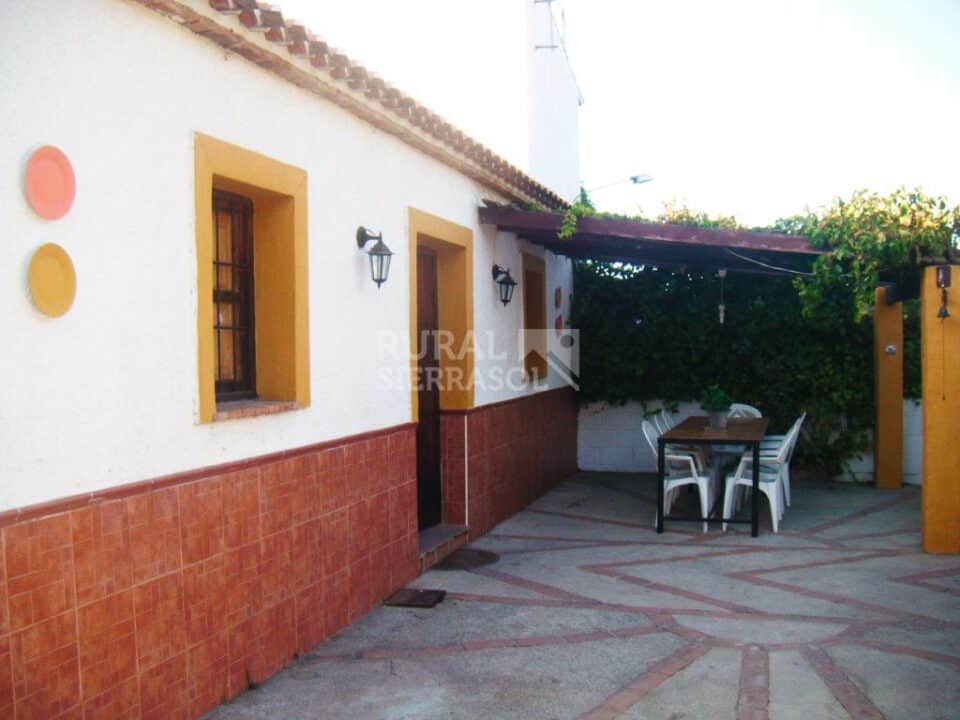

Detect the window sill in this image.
[214,399,300,422]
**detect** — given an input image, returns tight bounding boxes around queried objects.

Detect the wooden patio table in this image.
[656,416,769,537]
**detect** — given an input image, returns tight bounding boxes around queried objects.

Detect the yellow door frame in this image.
[407,208,474,421]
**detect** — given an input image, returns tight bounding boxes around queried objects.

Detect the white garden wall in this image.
[0,0,574,511]
[578,400,924,485]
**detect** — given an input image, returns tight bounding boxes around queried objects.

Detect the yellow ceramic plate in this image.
[28,243,76,317]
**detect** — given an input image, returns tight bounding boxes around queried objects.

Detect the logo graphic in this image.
[520,328,580,390]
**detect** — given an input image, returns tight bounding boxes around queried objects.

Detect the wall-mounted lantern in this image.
[492,264,518,306]
[937,265,951,319]
[717,268,727,324]
[357,227,393,288]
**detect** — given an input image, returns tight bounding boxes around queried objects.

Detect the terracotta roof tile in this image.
[132,0,568,209]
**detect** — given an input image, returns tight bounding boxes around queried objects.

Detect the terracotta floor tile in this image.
[368,491,390,554]
[348,556,372,622]
[0,635,13,717]
[4,514,76,631]
[323,567,350,638]
[292,518,324,590]
[290,456,321,526]
[138,651,187,719]
[80,675,139,720]
[260,462,295,537]
[10,613,79,720]
[133,572,187,671]
[126,488,181,585]
[76,590,136,701]
[259,530,294,608]
[295,582,326,653]
[71,502,132,606]
[187,631,228,718]
[223,468,261,549]
[183,555,226,645]
[347,500,371,564]
[223,545,261,629]
[322,508,349,575]
[226,618,255,700]
[253,599,296,683]
[179,478,224,566]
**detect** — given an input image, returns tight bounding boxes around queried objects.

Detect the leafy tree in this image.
[795,188,959,320]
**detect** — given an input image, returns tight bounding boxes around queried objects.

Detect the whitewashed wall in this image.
[578,400,924,485]
[526,0,582,201]
[578,401,703,473]
[0,0,573,511]
[843,401,923,485]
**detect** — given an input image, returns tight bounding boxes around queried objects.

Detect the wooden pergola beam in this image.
[478,206,822,257]
[479,206,821,277]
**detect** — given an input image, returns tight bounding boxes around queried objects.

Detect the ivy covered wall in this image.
[569,261,921,478]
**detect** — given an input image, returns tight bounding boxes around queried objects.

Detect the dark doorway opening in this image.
[416,247,442,530]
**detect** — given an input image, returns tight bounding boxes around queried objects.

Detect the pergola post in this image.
[921,264,960,554]
[873,287,903,489]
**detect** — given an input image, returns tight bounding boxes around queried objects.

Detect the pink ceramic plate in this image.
[25,146,76,220]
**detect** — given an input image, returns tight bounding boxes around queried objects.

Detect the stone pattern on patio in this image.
[204,473,960,720]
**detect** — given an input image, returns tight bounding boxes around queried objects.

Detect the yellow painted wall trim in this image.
[873,288,903,490]
[921,265,960,554]
[195,133,310,423]
[408,208,474,420]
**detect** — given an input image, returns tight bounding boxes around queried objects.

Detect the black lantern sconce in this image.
[357,227,393,288]
[492,264,518,306]
[717,268,727,324]
[937,265,951,319]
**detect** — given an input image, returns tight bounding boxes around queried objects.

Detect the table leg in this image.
[656,438,665,533]
[751,441,760,537]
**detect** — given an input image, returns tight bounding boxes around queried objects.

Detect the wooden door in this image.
[416,248,442,529]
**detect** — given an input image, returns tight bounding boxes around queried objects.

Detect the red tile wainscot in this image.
[442,387,578,540]
[0,423,418,720]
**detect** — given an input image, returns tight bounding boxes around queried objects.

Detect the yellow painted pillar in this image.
[921,265,960,554]
[873,288,903,489]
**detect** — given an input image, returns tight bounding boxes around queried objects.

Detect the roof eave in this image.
[129,0,569,210]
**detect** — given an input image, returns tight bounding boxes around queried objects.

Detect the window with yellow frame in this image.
[521,253,548,382]
[194,134,310,422]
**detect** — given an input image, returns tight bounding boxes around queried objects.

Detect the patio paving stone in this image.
[205,473,959,720]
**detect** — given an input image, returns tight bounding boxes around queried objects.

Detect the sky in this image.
[276,0,959,226]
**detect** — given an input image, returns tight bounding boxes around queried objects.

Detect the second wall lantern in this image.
[492,264,517,306]
[357,226,393,288]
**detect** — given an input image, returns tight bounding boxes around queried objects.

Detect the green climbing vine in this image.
[792,188,959,321]
[568,189,956,479]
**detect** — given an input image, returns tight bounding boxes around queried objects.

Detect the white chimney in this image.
[525,0,583,202]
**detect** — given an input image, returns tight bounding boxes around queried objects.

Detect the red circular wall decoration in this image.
[25,146,76,220]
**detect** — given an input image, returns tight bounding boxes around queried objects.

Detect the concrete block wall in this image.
[578,400,924,485]
[577,401,702,473]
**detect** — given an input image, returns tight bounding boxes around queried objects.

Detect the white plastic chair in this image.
[722,413,804,531]
[660,408,678,428]
[653,410,708,472]
[643,420,713,532]
[763,413,805,506]
[722,457,784,534]
[716,403,762,461]
[652,411,670,435]
[728,403,762,418]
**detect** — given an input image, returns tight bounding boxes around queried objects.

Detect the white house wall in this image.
[526,0,582,201]
[0,0,574,511]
